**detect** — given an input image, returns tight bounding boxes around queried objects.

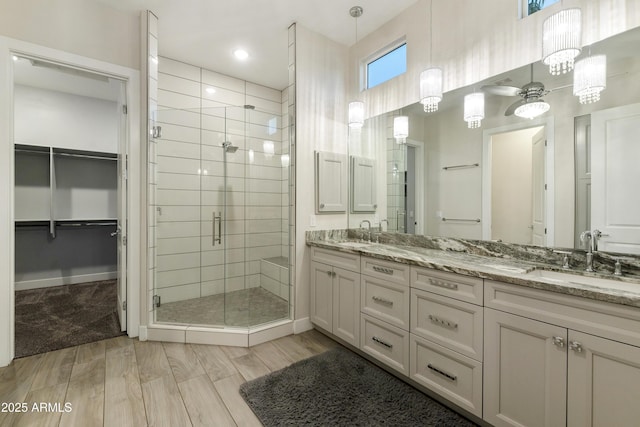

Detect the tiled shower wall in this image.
[386,112,406,233]
[151,56,289,305]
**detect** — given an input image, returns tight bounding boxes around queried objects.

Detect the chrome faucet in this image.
[360,220,371,242]
[591,229,609,252]
[579,230,595,272]
[379,219,389,232]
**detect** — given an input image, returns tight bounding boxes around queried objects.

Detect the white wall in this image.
[0,0,139,70]
[350,0,640,118]
[295,25,349,321]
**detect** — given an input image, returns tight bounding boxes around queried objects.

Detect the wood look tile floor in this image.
[0,330,339,427]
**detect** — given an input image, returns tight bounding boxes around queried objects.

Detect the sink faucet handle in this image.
[613,258,623,276]
[553,250,572,269]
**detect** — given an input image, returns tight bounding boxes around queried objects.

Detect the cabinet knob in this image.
[569,341,583,353]
[552,336,565,348]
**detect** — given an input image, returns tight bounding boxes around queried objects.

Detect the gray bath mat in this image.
[240,346,478,426]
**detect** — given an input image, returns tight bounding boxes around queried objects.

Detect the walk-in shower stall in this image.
[149,102,292,329]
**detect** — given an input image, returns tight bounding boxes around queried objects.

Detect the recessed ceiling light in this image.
[205,87,216,94]
[233,49,249,60]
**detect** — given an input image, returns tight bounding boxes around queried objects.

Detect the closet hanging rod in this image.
[442,163,479,170]
[441,217,481,223]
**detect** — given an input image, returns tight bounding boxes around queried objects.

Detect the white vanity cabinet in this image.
[360,256,411,375]
[409,267,484,418]
[484,279,640,427]
[310,247,361,347]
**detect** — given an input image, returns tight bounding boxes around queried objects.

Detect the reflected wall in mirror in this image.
[348,26,640,254]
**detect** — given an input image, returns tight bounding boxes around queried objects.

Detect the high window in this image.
[366,43,407,89]
[525,0,560,16]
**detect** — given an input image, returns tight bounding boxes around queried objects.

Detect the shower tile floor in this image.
[155,287,289,327]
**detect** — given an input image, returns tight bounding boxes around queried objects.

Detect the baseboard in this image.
[138,325,148,341]
[293,317,313,334]
[15,272,117,291]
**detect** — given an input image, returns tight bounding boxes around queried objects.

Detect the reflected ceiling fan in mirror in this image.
[481,64,552,119]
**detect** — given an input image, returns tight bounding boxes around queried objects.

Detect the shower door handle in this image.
[213,212,222,246]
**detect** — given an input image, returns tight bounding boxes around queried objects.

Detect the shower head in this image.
[222,142,239,153]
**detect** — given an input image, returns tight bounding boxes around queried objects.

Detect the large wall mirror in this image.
[348,26,640,254]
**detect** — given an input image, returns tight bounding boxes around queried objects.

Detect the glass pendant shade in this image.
[542,8,582,75]
[463,93,484,129]
[420,68,443,113]
[348,101,364,128]
[393,116,409,144]
[514,100,551,119]
[573,54,606,104]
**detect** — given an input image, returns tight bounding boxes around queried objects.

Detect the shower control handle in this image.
[213,212,222,246]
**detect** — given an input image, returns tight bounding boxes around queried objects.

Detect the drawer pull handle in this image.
[552,336,565,348]
[428,314,458,330]
[569,341,583,353]
[427,364,457,382]
[326,271,336,277]
[372,296,394,306]
[372,336,393,349]
[372,266,394,275]
[428,279,459,290]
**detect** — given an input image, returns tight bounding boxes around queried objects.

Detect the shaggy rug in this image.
[240,346,478,426]
[14,280,125,358]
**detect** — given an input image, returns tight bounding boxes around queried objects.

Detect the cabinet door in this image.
[484,308,567,427]
[310,261,333,332]
[332,267,360,346]
[568,331,640,427]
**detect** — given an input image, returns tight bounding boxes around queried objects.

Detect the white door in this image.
[332,266,360,347]
[591,103,640,254]
[484,308,567,427]
[115,80,127,331]
[567,331,640,427]
[531,127,546,246]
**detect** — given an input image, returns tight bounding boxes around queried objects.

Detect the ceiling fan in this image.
[481,64,551,118]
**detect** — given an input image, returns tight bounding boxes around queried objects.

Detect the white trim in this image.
[407,138,425,235]
[249,320,294,346]
[363,36,407,91]
[138,325,148,341]
[0,35,141,367]
[293,317,313,334]
[482,116,555,246]
[15,272,118,291]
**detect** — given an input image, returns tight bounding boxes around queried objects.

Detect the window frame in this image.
[363,37,408,90]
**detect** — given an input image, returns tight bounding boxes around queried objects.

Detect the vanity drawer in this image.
[311,247,360,273]
[410,334,483,418]
[361,256,410,286]
[360,313,410,375]
[361,275,410,330]
[411,289,483,361]
[411,267,483,305]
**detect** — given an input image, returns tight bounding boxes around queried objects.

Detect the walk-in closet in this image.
[13,56,127,357]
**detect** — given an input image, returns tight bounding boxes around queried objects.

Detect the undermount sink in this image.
[525,269,640,292]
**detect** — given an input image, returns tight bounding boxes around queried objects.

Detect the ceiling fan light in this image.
[514,100,550,119]
[348,101,364,128]
[542,8,582,76]
[573,54,606,104]
[464,92,484,129]
[420,68,443,113]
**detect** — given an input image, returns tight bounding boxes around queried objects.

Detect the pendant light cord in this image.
[429,0,433,64]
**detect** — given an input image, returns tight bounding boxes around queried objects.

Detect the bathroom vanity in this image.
[307,232,640,426]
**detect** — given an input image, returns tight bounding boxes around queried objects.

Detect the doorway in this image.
[12,56,128,357]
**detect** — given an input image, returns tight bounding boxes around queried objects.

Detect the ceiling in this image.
[94,0,419,90]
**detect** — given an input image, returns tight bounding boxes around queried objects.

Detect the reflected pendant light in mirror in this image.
[514,99,550,119]
[348,6,365,129]
[394,116,409,144]
[463,92,484,129]
[573,54,606,104]
[542,8,582,75]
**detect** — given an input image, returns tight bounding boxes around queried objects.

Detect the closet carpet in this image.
[14,280,124,358]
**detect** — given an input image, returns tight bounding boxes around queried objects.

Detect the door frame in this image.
[481,117,555,246]
[0,36,141,367]
[406,138,425,235]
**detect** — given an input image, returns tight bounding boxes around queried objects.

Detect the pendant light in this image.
[573,53,606,104]
[348,6,365,129]
[542,8,582,75]
[393,116,409,144]
[463,92,484,129]
[419,0,443,113]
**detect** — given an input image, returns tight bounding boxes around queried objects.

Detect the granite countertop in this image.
[307,238,640,309]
